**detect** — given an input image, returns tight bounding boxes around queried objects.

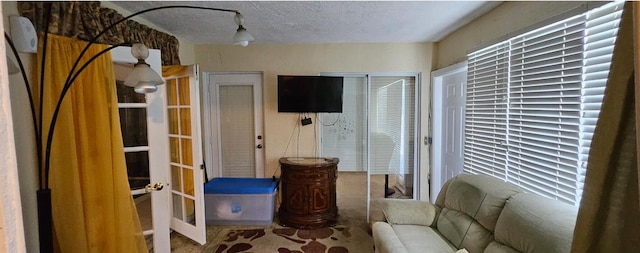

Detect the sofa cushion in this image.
[372,222,409,253]
[459,219,494,253]
[484,241,519,253]
[393,224,457,253]
[382,199,437,226]
[437,207,474,247]
[493,193,578,253]
[443,174,523,231]
[437,207,494,253]
[436,174,523,253]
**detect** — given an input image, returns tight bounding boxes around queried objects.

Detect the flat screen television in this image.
[278,75,344,113]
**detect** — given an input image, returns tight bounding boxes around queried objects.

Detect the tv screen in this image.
[278,75,344,113]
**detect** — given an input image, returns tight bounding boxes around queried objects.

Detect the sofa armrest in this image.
[370,198,438,228]
[372,222,409,253]
[369,199,388,227]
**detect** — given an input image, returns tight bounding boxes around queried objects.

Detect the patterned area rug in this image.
[205,226,373,253]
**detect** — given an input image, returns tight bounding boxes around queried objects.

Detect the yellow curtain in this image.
[37,34,147,252]
[571,2,640,252]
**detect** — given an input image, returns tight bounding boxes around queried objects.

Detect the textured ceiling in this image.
[112,1,501,45]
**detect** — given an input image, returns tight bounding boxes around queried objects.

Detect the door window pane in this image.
[220,85,256,177]
[172,193,183,220]
[170,137,180,163]
[116,81,145,103]
[119,108,148,147]
[169,109,179,135]
[179,78,191,106]
[181,139,193,166]
[172,166,182,193]
[180,108,191,136]
[185,197,196,225]
[167,79,178,106]
[125,151,150,190]
[134,192,153,230]
[183,168,194,196]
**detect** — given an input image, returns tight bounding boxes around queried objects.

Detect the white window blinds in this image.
[578,2,623,203]
[464,42,509,178]
[507,14,586,203]
[464,1,623,206]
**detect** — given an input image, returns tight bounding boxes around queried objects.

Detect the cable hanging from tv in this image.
[316,113,340,126]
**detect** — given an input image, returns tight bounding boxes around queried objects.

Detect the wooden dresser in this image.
[278,157,339,229]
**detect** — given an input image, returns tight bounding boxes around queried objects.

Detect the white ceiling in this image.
[112,1,502,45]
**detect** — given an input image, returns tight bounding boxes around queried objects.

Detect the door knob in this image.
[257,144,263,149]
[144,182,164,192]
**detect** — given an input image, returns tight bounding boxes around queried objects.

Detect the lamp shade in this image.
[233,27,255,47]
[133,83,158,93]
[124,63,164,93]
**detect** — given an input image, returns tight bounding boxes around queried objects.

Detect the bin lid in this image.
[204,177,279,194]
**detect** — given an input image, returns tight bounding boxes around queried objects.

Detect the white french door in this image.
[163,65,206,245]
[203,72,264,179]
[112,47,171,252]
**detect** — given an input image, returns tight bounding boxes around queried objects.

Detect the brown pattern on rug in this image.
[205,226,373,253]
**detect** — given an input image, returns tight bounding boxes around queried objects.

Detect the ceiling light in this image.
[233,13,255,46]
[124,43,164,93]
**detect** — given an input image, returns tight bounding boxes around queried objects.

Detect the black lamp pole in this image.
[5,5,242,253]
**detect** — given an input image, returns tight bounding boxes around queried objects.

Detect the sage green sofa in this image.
[370,174,579,253]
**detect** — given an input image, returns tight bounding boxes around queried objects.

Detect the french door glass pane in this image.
[219,85,256,177]
[172,193,182,219]
[119,108,148,147]
[171,166,182,193]
[169,109,179,134]
[116,81,145,103]
[134,192,153,230]
[125,151,150,190]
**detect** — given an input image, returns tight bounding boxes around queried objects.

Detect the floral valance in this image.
[18,1,180,65]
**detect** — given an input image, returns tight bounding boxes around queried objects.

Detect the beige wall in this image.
[435,1,591,69]
[195,43,434,199]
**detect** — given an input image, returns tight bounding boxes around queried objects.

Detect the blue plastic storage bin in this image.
[204,178,279,226]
